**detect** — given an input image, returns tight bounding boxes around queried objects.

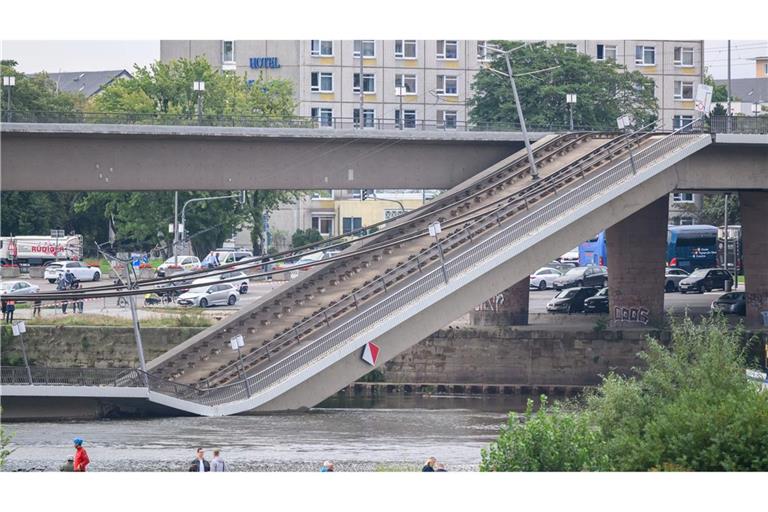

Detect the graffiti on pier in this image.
[613,306,650,325]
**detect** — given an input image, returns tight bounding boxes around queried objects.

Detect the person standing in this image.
[422,457,436,472]
[210,449,228,472]
[4,299,15,323]
[320,460,334,472]
[73,438,90,472]
[33,297,42,317]
[189,448,210,472]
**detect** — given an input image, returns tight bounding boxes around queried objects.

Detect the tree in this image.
[469,42,658,131]
[243,191,303,255]
[0,60,86,117]
[704,71,730,102]
[696,193,741,226]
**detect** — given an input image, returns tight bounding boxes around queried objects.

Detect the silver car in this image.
[0,280,40,296]
[177,283,239,308]
[664,267,689,292]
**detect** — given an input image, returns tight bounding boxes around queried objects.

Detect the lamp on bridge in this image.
[193,81,205,124]
[566,93,577,132]
[3,75,15,122]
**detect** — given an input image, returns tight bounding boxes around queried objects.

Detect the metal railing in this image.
[167,120,707,407]
[1,366,142,387]
[0,110,609,133]
[710,115,768,134]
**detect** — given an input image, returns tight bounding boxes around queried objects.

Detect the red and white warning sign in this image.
[361,341,380,366]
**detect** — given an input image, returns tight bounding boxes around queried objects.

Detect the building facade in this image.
[161,40,494,129]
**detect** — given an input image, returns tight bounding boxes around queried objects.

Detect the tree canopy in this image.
[0,60,85,115]
[469,42,659,130]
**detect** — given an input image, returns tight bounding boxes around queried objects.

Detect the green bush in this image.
[481,315,768,471]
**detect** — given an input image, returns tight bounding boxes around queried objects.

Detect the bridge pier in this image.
[607,196,669,328]
[470,278,530,326]
[741,191,768,328]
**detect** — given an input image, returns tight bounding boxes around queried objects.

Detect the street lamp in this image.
[482,44,540,179]
[566,93,577,131]
[193,81,205,124]
[3,75,16,122]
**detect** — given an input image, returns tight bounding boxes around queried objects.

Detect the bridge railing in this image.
[0,366,143,387]
[175,120,707,407]
[710,115,768,134]
[0,110,605,133]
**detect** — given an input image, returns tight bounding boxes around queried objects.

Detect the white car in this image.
[44,261,101,283]
[559,247,580,264]
[529,267,562,290]
[177,283,239,308]
[156,256,201,277]
[191,271,250,295]
[0,280,40,295]
[212,249,253,265]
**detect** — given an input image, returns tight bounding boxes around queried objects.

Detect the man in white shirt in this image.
[189,448,210,472]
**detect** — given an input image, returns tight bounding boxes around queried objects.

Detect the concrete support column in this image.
[607,196,669,327]
[470,277,529,326]
[741,191,768,328]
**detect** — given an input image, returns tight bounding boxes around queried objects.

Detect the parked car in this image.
[546,287,600,314]
[44,261,101,283]
[0,280,40,296]
[552,265,607,290]
[212,249,253,265]
[559,247,580,264]
[664,267,689,292]
[177,283,239,308]
[711,291,746,316]
[529,267,562,290]
[583,287,609,314]
[546,260,578,274]
[678,268,733,294]
[156,256,201,277]
[192,270,250,295]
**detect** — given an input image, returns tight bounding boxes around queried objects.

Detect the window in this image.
[354,40,375,58]
[310,40,334,57]
[673,115,694,131]
[634,45,655,65]
[764,63,768,75]
[311,190,334,199]
[674,81,694,100]
[222,40,235,63]
[395,74,417,95]
[437,110,457,129]
[311,216,334,237]
[395,109,417,129]
[310,107,333,127]
[342,217,363,234]
[436,75,458,95]
[353,108,375,128]
[353,73,376,94]
[394,40,417,59]
[672,192,695,203]
[564,43,578,52]
[678,216,696,226]
[596,44,617,61]
[310,72,334,92]
[477,41,496,61]
[674,47,694,67]
[436,40,458,60]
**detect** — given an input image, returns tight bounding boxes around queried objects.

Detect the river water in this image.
[2,394,532,472]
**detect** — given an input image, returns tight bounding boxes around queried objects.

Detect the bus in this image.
[578,225,718,273]
[666,225,718,273]
[717,225,742,275]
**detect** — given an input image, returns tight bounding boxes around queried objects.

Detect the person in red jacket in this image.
[73,438,90,472]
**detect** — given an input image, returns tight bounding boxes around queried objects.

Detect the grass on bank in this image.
[19,313,212,328]
[480,314,768,472]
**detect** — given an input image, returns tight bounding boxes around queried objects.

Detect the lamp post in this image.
[358,40,365,129]
[566,93,577,131]
[193,81,205,124]
[3,75,15,122]
[484,44,539,179]
[180,193,241,251]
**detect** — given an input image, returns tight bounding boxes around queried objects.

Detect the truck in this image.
[0,234,83,271]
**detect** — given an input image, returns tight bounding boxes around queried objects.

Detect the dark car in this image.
[711,291,746,316]
[678,268,733,294]
[546,287,599,314]
[552,265,607,290]
[583,287,609,314]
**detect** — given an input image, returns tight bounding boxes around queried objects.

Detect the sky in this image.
[2,40,767,80]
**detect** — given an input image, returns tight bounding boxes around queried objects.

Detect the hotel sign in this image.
[249,57,281,69]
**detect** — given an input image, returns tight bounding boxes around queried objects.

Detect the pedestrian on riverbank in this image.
[436,463,447,472]
[33,298,42,317]
[59,457,74,472]
[189,448,210,472]
[73,438,90,472]
[320,460,334,472]
[210,449,228,472]
[4,299,15,323]
[422,457,436,472]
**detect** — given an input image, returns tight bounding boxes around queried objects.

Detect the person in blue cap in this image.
[73,438,90,472]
